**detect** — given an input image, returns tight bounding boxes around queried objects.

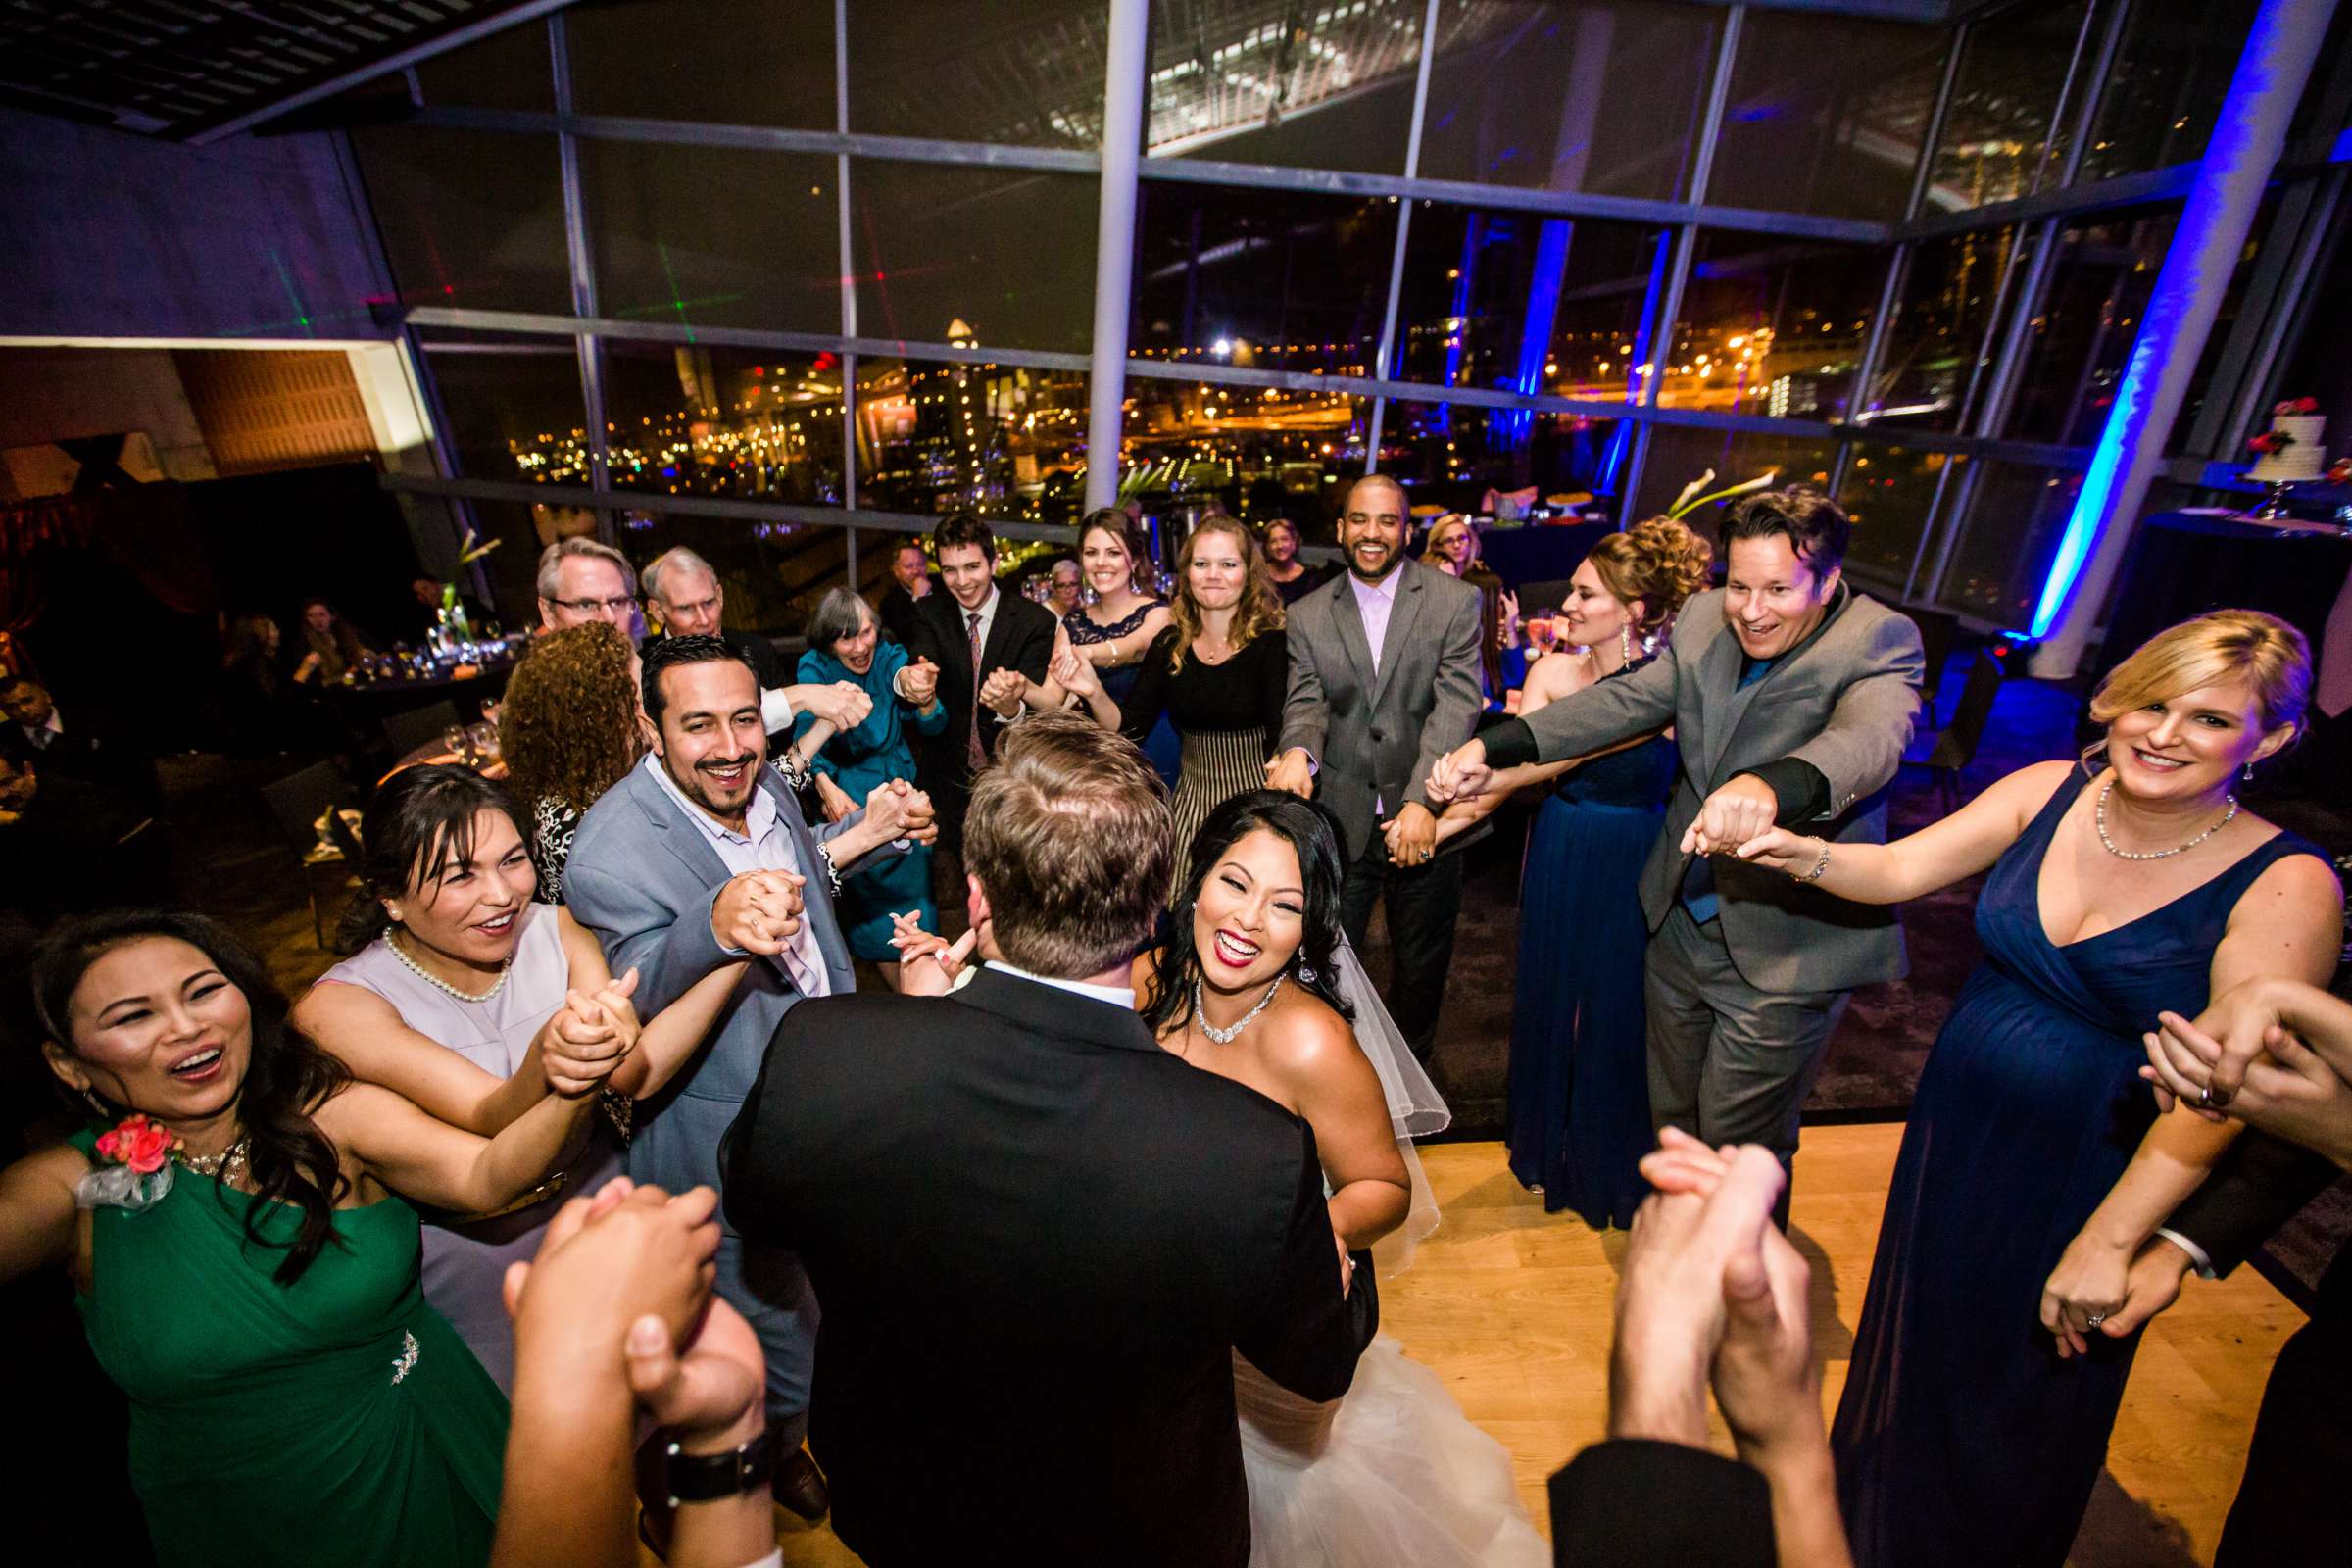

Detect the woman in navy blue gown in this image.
[1437,517,1712,1227]
[1694,611,2342,1566]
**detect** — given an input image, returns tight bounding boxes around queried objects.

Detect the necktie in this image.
[966,610,988,772]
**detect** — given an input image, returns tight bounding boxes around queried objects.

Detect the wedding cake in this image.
[2248,398,2327,483]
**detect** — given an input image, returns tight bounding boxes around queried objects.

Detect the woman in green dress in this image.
[0,908,635,1567]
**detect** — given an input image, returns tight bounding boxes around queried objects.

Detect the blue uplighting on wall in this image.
[2028,0,2302,641]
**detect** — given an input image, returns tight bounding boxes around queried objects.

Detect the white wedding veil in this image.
[1328,937,1450,1275]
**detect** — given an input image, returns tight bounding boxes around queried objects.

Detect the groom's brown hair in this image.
[965,709,1171,979]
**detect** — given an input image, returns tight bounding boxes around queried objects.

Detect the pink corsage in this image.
[77,1113,183,1212]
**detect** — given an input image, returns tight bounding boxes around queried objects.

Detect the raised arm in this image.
[297,982,551,1137]
[1728,760,2075,903]
[326,1078,599,1217]
[1269,1010,1411,1250]
[564,854,733,1019]
[1781,612,1925,818]
[0,1146,85,1285]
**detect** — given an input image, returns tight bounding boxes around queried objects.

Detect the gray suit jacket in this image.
[562,758,861,1204]
[1518,587,1924,995]
[1277,560,1486,861]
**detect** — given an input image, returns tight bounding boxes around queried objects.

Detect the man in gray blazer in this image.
[563,633,929,1519]
[1433,490,1923,1219]
[1269,473,1486,1062]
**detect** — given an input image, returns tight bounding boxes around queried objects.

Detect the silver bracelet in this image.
[1794,839,1832,883]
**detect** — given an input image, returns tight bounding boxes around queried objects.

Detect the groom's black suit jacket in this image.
[724,965,1375,1567]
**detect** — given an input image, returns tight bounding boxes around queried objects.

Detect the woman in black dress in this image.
[1055,515,1287,894]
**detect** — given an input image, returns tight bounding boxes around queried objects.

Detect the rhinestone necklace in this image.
[1194,975,1284,1045]
[386,928,513,1003]
[178,1136,250,1186]
[2094,780,2238,861]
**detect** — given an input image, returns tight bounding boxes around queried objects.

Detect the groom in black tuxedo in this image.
[723,710,1373,1567]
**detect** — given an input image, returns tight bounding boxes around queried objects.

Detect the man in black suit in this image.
[0,677,158,812]
[905,513,1055,844]
[722,710,1370,1567]
[875,536,940,650]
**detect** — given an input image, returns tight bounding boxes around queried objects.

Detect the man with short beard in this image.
[562,634,935,1524]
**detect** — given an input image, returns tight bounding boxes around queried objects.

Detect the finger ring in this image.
[2084,1313,2107,1328]
[2196,1086,2215,1108]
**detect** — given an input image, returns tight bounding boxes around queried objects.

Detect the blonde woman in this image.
[1054,516,1287,892]
[1658,610,2341,1568]
[1422,514,1480,577]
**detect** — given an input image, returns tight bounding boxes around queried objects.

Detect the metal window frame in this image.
[376,0,2328,635]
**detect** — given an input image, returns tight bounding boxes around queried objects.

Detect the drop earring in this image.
[80,1087,109,1118]
[2242,761,2255,782]
[1298,962,1318,984]
[1619,624,1634,666]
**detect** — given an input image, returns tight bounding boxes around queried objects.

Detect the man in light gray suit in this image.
[1269,473,1486,1062]
[1432,490,1923,1222]
[563,633,930,1519]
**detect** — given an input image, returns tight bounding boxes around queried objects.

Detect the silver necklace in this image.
[386,928,513,1003]
[179,1136,250,1185]
[1194,975,1284,1045]
[2094,780,2237,861]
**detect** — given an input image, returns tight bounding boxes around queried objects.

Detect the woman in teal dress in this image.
[798,586,947,987]
[2,908,632,1567]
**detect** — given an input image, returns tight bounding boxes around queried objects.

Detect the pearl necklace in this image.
[1194,975,1283,1045]
[386,928,513,1003]
[2094,780,2238,861]
[178,1136,250,1186]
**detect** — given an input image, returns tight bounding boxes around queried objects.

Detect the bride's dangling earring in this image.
[1297,962,1318,984]
[2242,761,2255,782]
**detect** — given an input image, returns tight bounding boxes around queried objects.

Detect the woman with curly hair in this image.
[1054,516,1288,893]
[498,623,647,904]
[1434,515,1714,1228]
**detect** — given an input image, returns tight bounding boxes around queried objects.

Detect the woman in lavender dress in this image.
[292,763,745,1389]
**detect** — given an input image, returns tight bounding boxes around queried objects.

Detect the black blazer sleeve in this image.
[1117,628,1180,745]
[1231,1123,1374,1403]
[1010,602,1055,683]
[2162,1129,2341,1277]
[718,1012,804,1245]
[1254,629,1289,743]
[1548,1441,1777,1568]
[906,598,950,671]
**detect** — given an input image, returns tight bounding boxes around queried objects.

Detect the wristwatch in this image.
[655,1428,775,1507]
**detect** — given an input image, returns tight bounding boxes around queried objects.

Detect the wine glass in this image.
[467,721,500,762]
[444,723,471,763]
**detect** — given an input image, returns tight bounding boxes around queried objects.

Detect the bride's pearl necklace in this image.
[1194,975,1283,1044]
[387,928,513,1003]
[2094,780,2237,861]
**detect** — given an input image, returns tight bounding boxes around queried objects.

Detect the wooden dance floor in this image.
[742,1125,2302,1568]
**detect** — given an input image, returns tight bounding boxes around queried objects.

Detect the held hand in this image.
[2139,983,2287,1114]
[2040,1231,2133,1357]
[1710,1211,1821,1463]
[859,778,940,845]
[813,771,858,825]
[711,869,804,956]
[545,969,643,1096]
[1426,738,1491,805]
[892,920,977,997]
[1382,802,1439,867]
[2214,1026,2352,1167]
[2082,1236,2197,1352]
[1053,642,1102,701]
[792,681,869,729]
[979,667,1028,718]
[1335,1230,1356,1299]
[502,1180,722,1364]
[624,1291,765,1452]
[1682,774,1781,857]
[899,658,941,709]
[1264,748,1316,799]
[1732,827,1818,876]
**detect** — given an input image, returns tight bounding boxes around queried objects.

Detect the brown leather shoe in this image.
[772,1445,829,1522]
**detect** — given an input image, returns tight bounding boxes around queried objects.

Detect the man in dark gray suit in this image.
[1269,473,1486,1062]
[563,634,931,1519]
[1433,490,1923,1219]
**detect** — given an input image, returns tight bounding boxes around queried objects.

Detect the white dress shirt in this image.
[1348,566,1403,810]
[986,957,1139,1011]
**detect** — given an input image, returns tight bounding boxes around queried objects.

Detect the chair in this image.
[1901,648,2004,812]
[381,700,461,759]
[1905,607,1961,729]
[260,760,356,947]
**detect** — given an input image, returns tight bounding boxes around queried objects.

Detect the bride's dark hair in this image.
[34,909,353,1284]
[1144,790,1355,1037]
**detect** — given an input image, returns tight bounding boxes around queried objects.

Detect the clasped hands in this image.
[1612,1130,1821,1464]
[711,868,805,956]
[541,967,642,1097]
[888,911,979,997]
[503,1177,760,1455]
[979,666,1029,719]
[896,657,942,710]
[858,777,939,846]
[793,679,874,730]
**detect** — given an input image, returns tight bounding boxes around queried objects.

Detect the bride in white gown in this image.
[1137,789,1548,1568]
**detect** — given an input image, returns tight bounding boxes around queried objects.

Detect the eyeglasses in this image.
[552,596,637,616]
